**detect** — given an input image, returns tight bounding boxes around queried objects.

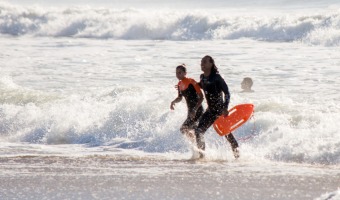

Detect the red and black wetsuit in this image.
[177,77,204,131]
[195,72,238,151]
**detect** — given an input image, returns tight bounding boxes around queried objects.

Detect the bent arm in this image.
[193,92,204,111]
[190,79,204,111]
[173,83,183,103]
[170,93,182,110]
[172,96,183,104]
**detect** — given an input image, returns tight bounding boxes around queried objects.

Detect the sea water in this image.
[0,0,340,199]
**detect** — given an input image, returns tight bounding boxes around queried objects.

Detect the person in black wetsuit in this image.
[170,65,204,142]
[195,55,240,159]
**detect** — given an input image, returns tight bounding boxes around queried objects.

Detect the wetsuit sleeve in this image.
[190,79,202,95]
[216,74,230,109]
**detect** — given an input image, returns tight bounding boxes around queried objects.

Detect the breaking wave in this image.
[1,2,340,46]
[1,76,339,165]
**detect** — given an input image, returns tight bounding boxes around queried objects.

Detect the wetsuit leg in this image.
[179,117,196,145]
[180,107,204,145]
[180,117,193,135]
[194,106,204,121]
[225,133,240,158]
[180,106,204,134]
[194,109,220,151]
[225,133,239,149]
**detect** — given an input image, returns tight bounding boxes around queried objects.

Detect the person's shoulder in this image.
[186,77,194,81]
[187,77,198,83]
[214,73,222,78]
[212,73,223,81]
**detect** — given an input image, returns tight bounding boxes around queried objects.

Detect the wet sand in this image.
[1,155,339,200]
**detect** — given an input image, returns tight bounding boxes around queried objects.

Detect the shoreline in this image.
[1,154,339,200]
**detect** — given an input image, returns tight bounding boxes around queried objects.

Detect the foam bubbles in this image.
[316,190,340,200]
[1,3,340,46]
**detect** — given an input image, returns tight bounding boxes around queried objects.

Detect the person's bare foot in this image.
[232,148,240,159]
[199,152,205,159]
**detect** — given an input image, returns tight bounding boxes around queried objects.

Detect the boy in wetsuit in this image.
[195,56,240,159]
[170,65,204,141]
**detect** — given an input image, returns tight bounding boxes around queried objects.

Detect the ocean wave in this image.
[0,77,185,153]
[0,77,59,105]
[0,76,339,165]
[1,3,340,45]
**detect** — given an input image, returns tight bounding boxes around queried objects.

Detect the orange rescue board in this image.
[213,104,254,136]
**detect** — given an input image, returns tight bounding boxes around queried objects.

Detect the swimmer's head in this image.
[176,64,187,80]
[241,77,253,90]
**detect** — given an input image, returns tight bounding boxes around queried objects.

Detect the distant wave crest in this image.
[1,3,340,46]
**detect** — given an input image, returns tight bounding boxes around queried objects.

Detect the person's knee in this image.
[194,128,205,150]
[180,124,187,133]
[196,133,205,150]
[194,127,202,137]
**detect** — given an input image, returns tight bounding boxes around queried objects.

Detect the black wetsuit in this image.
[195,72,238,151]
[177,78,204,132]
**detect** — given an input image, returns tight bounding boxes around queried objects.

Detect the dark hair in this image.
[203,55,218,74]
[243,77,253,87]
[176,64,186,73]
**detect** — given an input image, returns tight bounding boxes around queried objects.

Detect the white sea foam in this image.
[316,190,340,200]
[1,2,340,198]
[1,2,340,46]
[0,70,339,165]
[1,35,339,165]
[0,76,186,151]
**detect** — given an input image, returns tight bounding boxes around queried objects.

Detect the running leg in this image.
[225,133,240,158]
